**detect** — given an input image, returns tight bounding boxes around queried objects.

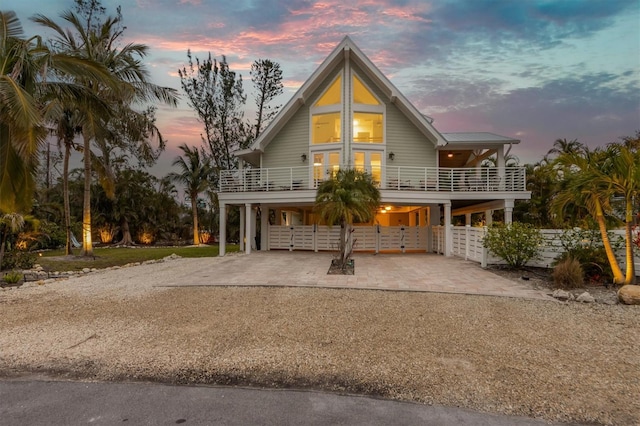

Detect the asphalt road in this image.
[0,378,566,425]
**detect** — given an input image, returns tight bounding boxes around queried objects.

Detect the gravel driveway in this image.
[0,254,638,425]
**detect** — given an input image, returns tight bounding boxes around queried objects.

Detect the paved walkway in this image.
[162,252,554,301]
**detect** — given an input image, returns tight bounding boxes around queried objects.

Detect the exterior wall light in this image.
[388,152,395,160]
[301,154,307,162]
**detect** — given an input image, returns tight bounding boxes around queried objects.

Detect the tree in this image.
[315,169,380,271]
[34,3,178,256]
[0,11,111,214]
[601,141,639,284]
[250,59,283,139]
[547,138,585,158]
[169,144,213,245]
[179,53,247,187]
[551,147,625,285]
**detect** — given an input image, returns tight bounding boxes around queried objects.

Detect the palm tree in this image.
[547,138,585,158]
[551,147,625,285]
[315,168,381,270]
[601,143,639,284]
[33,9,178,256]
[169,144,212,245]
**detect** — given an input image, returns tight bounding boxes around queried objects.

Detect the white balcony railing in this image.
[220,166,527,193]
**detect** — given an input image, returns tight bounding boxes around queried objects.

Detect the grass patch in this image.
[37,245,240,272]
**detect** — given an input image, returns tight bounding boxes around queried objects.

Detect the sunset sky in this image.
[12,0,640,175]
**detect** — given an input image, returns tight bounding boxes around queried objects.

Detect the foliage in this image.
[315,169,380,271]
[250,59,283,139]
[1,251,36,271]
[550,145,625,284]
[169,144,213,245]
[35,1,177,256]
[27,220,66,250]
[483,222,543,269]
[179,52,248,184]
[552,257,584,289]
[2,270,23,284]
[553,227,622,283]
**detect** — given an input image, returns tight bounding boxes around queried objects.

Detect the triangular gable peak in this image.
[238,36,447,162]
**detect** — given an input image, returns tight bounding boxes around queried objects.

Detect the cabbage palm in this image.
[169,144,212,245]
[315,168,381,270]
[552,147,625,284]
[33,10,177,256]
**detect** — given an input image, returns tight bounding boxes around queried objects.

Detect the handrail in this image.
[220,165,527,193]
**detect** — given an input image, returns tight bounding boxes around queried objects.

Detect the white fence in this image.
[433,226,639,270]
[268,225,427,252]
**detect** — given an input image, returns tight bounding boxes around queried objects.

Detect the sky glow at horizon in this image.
[10,0,640,176]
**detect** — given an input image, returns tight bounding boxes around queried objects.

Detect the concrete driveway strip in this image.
[145,252,553,301]
[0,379,565,426]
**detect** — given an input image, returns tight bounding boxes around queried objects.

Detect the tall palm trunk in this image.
[80,133,93,256]
[63,139,73,255]
[191,196,200,245]
[119,217,134,245]
[595,199,624,284]
[624,199,636,284]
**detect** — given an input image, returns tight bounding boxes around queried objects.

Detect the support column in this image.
[485,209,493,226]
[249,205,257,250]
[219,203,227,256]
[497,145,505,190]
[245,203,252,254]
[444,202,452,257]
[427,204,438,253]
[465,213,472,226]
[504,199,514,224]
[239,206,245,252]
[260,205,268,251]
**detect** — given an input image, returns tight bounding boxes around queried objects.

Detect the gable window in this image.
[353,112,383,143]
[312,75,342,145]
[352,75,384,145]
[353,75,380,105]
[312,113,341,144]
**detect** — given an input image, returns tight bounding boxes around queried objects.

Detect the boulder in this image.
[552,289,574,301]
[576,291,595,303]
[618,285,640,305]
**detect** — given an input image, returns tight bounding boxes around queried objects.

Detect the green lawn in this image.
[37,245,239,272]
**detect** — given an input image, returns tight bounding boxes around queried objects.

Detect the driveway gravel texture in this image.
[0,255,638,425]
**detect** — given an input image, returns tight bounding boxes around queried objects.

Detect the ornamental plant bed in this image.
[328,258,355,275]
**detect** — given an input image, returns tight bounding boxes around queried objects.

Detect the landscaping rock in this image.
[552,289,574,301]
[618,285,640,305]
[576,291,595,303]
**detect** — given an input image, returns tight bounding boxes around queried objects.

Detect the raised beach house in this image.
[217,36,531,255]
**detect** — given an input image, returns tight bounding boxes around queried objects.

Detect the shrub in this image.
[553,257,584,289]
[554,228,619,283]
[483,222,543,269]
[2,271,23,284]
[1,250,36,271]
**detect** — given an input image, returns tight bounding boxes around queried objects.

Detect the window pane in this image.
[353,75,380,105]
[370,152,382,184]
[315,76,341,107]
[329,152,341,177]
[354,151,365,171]
[312,113,341,144]
[353,112,383,143]
[313,154,324,182]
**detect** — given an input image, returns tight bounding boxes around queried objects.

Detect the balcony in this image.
[219,166,527,193]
